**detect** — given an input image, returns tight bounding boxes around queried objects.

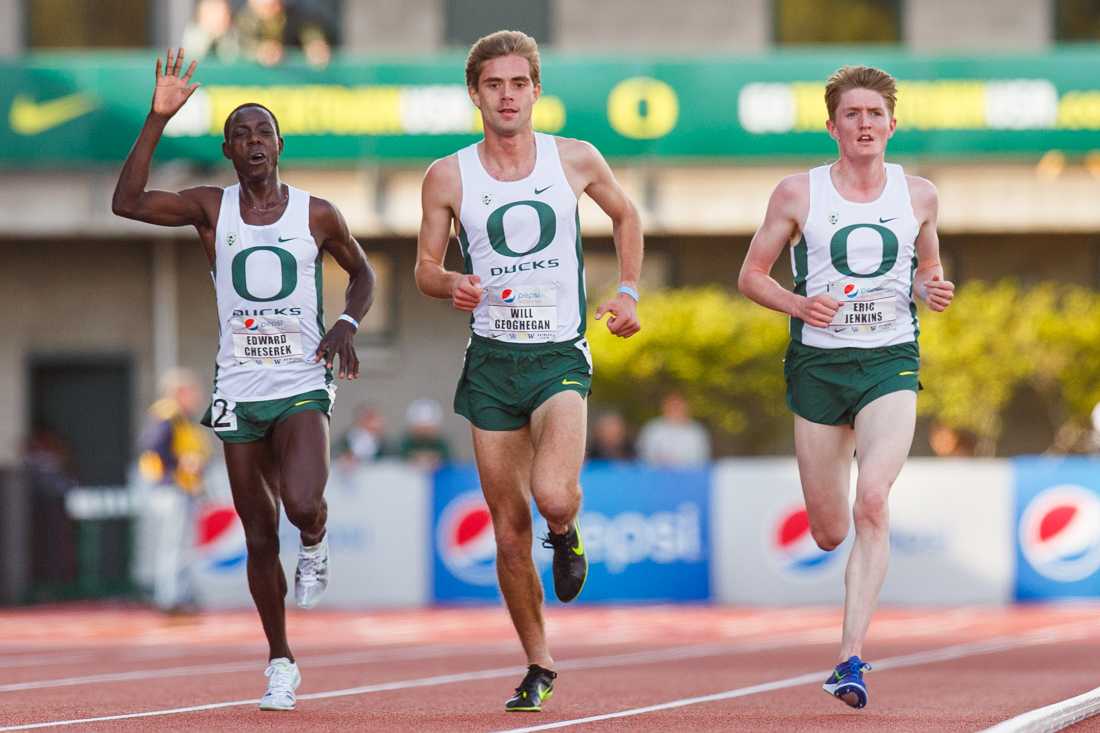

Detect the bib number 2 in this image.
[211,398,238,432]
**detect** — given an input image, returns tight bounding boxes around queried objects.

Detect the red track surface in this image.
[1,604,1099,732]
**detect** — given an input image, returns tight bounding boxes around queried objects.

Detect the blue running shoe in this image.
[822,656,871,709]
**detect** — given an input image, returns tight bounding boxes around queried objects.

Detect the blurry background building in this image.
[0,0,1097,481]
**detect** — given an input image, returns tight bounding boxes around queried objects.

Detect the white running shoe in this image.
[259,657,301,711]
[295,535,330,609]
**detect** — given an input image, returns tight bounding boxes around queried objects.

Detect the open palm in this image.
[152,48,199,118]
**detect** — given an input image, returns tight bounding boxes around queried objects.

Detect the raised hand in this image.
[152,48,200,119]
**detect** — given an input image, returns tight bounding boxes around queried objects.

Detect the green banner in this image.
[4,50,1100,167]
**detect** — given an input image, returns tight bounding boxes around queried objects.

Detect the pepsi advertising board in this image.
[1015,457,1100,600]
[191,463,431,608]
[433,463,711,603]
[713,459,1013,605]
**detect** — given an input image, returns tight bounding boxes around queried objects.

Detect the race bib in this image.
[209,397,238,432]
[231,315,304,363]
[827,280,898,333]
[487,284,558,342]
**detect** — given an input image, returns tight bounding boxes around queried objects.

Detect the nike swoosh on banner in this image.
[10,93,98,135]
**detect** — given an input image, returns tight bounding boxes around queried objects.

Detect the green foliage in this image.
[590,283,1100,456]
[589,287,790,453]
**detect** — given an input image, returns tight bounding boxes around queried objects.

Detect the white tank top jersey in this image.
[211,184,331,402]
[791,162,921,349]
[456,132,586,344]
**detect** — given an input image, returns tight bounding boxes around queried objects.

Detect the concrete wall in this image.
[342,0,442,55]
[905,0,1051,52]
[0,0,21,57]
[555,0,769,53]
[0,240,155,465]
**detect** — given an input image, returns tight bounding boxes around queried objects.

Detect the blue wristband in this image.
[618,284,640,302]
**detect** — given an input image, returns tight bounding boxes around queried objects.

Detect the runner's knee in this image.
[283,495,325,531]
[810,520,848,552]
[853,491,889,533]
[533,482,580,527]
[243,523,280,559]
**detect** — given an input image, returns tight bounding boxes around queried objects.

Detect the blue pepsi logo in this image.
[1020,485,1100,583]
[436,491,498,586]
[197,505,247,571]
[770,505,842,577]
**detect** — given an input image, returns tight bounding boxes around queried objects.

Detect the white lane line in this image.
[0,654,97,669]
[2,615,1077,731]
[0,624,852,731]
[978,685,1100,733]
[489,621,1100,733]
[0,610,849,693]
[0,642,517,693]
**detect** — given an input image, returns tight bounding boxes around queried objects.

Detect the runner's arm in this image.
[909,177,954,312]
[574,141,643,290]
[738,175,839,329]
[415,158,483,310]
[112,49,209,227]
[566,140,642,337]
[315,199,375,379]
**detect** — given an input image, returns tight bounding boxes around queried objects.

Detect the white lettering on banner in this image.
[581,503,702,574]
[486,284,558,341]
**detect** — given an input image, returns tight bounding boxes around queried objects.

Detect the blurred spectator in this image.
[137,369,211,613]
[636,392,711,468]
[235,0,332,68]
[182,0,240,61]
[23,426,75,485]
[588,410,635,462]
[399,399,452,471]
[335,404,393,465]
[928,420,977,457]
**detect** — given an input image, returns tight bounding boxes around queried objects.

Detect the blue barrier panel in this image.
[432,462,711,604]
[1015,456,1100,600]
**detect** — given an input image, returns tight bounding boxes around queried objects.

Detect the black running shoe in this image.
[541,520,588,603]
[504,664,557,712]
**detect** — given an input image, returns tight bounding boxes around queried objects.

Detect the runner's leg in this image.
[794,415,855,552]
[529,391,586,534]
[224,439,291,661]
[841,390,916,659]
[271,410,329,547]
[472,425,552,668]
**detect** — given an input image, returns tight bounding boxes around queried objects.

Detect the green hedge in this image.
[588,282,1100,455]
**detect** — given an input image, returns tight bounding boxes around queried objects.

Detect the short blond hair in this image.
[465,30,541,90]
[825,66,897,120]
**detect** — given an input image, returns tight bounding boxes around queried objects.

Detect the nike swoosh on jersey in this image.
[878,217,897,224]
[277,236,298,242]
[535,185,553,195]
[898,370,917,376]
[10,93,98,135]
[561,378,584,386]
